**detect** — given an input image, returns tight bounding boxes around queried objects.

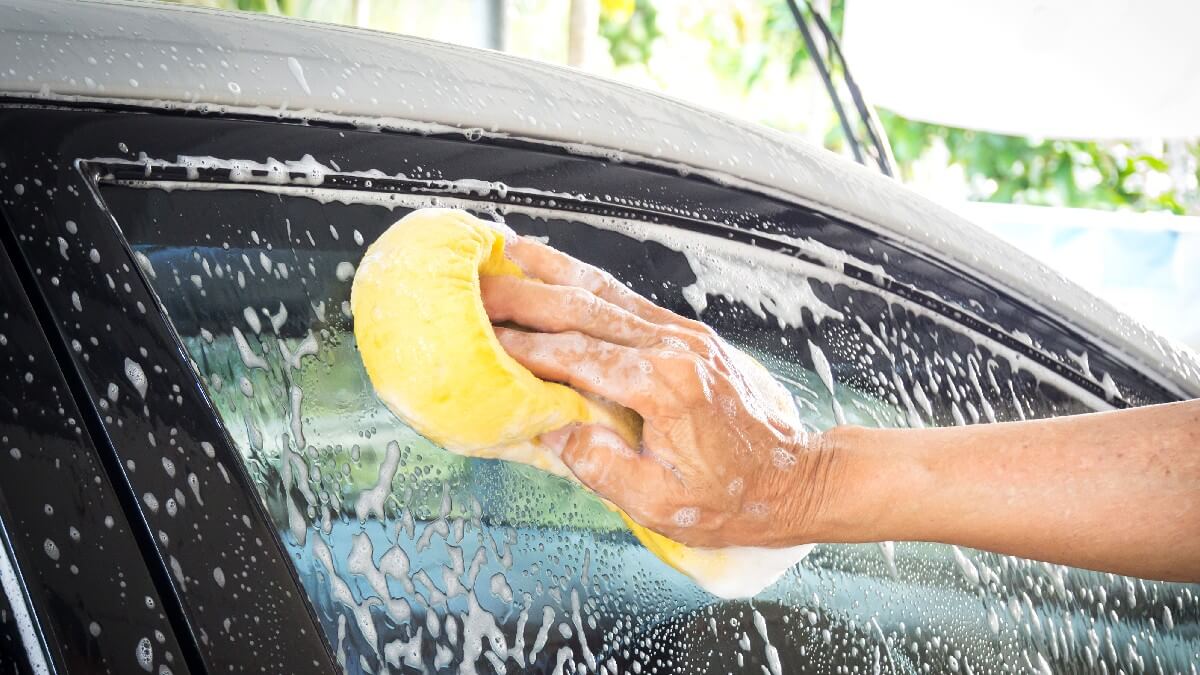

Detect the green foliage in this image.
[232,0,280,12]
[879,108,1192,214]
[762,0,844,81]
[599,0,662,67]
[161,0,335,20]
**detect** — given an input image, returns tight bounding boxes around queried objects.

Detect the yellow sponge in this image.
[351,208,811,598]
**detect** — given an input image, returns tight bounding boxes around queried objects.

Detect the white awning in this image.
[842,0,1200,140]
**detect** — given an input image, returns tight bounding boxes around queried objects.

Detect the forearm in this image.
[801,400,1200,581]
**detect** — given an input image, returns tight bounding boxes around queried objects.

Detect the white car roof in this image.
[2,0,1196,396]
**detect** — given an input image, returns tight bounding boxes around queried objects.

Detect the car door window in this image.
[96,149,1198,675]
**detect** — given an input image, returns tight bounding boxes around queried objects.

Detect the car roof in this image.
[2,0,1196,396]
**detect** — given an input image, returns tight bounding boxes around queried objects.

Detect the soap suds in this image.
[808,341,846,425]
[286,56,312,95]
[672,507,699,528]
[354,441,401,522]
[123,357,148,399]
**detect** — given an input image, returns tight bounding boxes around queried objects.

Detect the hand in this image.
[481,237,838,548]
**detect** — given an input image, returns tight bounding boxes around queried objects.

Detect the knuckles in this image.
[651,351,716,407]
[691,332,723,359]
[560,285,599,314]
[657,325,722,358]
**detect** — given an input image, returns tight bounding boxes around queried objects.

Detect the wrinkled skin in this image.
[481,237,836,548]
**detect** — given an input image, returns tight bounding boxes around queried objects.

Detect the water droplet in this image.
[124,358,148,398]
[136,636,153,671]
[287,56,312,96]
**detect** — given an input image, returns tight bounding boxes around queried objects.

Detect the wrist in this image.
[766,425,851,545]
[798,425,930,545]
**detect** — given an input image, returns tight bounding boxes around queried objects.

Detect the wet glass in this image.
[102,176,1199,674]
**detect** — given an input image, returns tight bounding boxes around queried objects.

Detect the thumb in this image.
[556,424,674,513]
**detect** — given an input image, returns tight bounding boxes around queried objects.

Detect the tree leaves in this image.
[599,0,662,67]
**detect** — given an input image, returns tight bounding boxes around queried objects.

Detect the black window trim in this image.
[1,107,342,674]
[0,219,198,675]
[89,154,1149,410]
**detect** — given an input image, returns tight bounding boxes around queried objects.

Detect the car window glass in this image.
[99,169,1198,675]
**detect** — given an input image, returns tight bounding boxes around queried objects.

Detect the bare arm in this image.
[483,236,1200,582]
[812,401,1200,582]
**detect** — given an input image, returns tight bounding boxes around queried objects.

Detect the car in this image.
[1,1,1198,673]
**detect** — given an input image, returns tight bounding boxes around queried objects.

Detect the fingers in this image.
[481,275,664,348]
[493,327,655,413]
[505,237,690,327]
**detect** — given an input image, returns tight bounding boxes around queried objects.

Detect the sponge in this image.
[351,208,811,598]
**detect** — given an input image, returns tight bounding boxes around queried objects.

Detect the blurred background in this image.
[166,0,1200,350]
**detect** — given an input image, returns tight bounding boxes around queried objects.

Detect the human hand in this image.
[480,237,838,548]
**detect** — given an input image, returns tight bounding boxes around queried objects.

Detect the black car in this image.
[1,1,1197,673]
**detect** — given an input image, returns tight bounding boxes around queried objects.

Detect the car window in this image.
[98,158,1198,675]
